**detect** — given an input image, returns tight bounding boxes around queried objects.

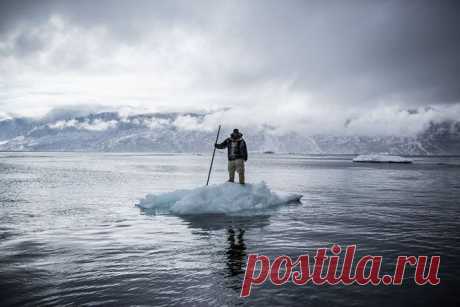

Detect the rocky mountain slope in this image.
[1,112,459,155]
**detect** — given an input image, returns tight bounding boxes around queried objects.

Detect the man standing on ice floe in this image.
[215,129,248,184]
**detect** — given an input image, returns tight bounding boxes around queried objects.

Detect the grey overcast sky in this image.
[1,0,460,135]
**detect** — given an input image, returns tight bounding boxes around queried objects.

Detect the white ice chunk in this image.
[136,182,302,215]
[353,154,413,163]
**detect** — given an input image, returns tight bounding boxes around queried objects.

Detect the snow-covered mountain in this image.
[0,112,459,154]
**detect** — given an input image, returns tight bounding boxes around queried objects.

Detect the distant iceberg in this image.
[353,154,413,163]
[136,182,302,215]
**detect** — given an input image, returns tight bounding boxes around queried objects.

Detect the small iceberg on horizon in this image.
[136,182,302,215]
[353,154,413,163]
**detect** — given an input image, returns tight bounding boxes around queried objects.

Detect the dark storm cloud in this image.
[2,0,459,105]
[1,0,460,134]
[0,0,208,41]
[221,0,460,104]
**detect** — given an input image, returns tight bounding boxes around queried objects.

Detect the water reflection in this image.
[180,214,271,231]
[226,227,246,276]
[179,214,270,291]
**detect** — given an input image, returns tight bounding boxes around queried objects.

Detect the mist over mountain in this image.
[1,111,459,155]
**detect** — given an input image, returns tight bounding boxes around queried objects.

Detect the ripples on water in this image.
[0,153,459,306]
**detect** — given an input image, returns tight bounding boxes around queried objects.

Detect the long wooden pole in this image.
[206,125,221,186]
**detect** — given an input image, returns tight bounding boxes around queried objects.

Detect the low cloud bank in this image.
[166,103,460,137]
[48,118,118,131]
[29,102,459,137]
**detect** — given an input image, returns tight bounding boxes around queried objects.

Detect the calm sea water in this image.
[1,152,459,306]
